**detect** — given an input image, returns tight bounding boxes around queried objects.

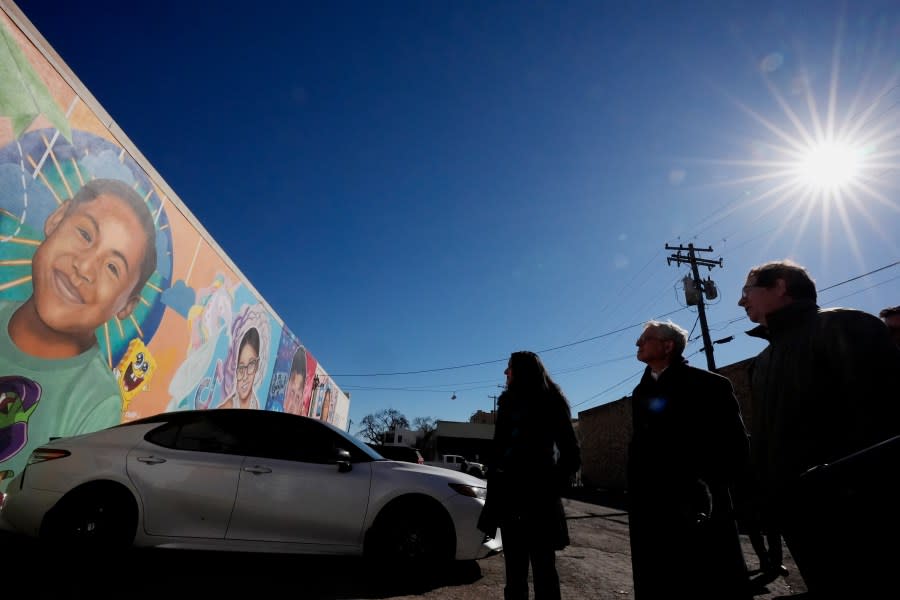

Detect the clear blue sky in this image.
[15,0,900,434]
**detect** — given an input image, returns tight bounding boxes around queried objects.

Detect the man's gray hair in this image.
[643,320,688,357]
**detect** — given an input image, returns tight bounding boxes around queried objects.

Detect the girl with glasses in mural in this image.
[217,304,269,410]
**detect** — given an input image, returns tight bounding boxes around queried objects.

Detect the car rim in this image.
[395,523,429,560]
[50,494,132,546]
[375,504,456,564]
[72,503,108,537]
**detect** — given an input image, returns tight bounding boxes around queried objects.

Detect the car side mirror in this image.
[335,448,352,473]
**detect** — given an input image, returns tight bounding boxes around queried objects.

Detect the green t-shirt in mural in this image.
[0,301,122,491]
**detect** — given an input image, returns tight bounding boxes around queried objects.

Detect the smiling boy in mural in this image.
[0,178,157,489]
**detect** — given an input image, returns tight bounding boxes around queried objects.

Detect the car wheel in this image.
[42,484,136,549]
[367,497,455,565]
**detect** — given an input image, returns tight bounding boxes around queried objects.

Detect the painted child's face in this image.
[31,194,149,336]
[285,371,305,408]
[235,342,260,403]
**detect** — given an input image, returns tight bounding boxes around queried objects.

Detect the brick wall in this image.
[577,397,632,490]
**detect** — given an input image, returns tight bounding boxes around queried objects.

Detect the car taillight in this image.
[0,469,13,500]
[27,448,71,465]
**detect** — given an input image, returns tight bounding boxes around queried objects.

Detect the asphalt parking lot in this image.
[1,489,807,599]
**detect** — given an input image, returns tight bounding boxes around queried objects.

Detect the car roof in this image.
[124,409,311,426]
[120,409,353,438]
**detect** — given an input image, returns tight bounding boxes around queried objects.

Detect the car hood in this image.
[369,460,485,497]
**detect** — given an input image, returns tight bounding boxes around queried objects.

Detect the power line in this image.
[359,262,900,414]
[331,307,687,377]
[333,261,899,378]
[571,368,643,409]
[572,248,665,340]
[341,383,493,393]
[572,261,900,412]
[341,354,637,393]
[817,260,900,293]
[822,273,900,305]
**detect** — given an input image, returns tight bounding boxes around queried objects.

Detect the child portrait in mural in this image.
[216,304,269,410]
[312,380,329,419]
[0,178,158,486]
[321,385,334,423]
[221,327,261,410]
[283,345,308,415]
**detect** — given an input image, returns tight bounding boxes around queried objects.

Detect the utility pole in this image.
[488,395,498,424]
[665,243,722,371]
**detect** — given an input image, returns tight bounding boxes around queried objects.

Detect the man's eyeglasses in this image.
[741,284,763,299]
[237,358,260,379]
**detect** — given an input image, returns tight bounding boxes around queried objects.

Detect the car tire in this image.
[41,484,137,549]
[366,496,455,566]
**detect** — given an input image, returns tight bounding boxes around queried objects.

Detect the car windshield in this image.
[366,446,389,460]
[320,420,383,460]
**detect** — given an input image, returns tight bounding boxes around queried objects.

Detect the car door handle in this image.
[243,465,272,474]
[136,456,166,465]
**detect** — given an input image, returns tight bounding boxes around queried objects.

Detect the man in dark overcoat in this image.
[739,260,900,598]
[627,320,751,600]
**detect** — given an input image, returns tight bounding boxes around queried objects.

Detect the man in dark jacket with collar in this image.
[627,320,751,600]
[739,260,900,598]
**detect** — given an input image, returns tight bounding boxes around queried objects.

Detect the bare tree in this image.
[356,408,410,445]
[412,416,437,435]
[412,416,438,452]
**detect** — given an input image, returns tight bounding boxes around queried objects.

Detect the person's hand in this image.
[695,479,712,522]
[679,478,712,525]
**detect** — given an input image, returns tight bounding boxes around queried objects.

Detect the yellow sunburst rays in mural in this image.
[0,273,32,292]
[24,97,81,203]
[1,130,80,334]
[185,238,201,285]
[99,176,164,368]
[0,205,40,260]
[0,203,37,292]
[3,126,77,247]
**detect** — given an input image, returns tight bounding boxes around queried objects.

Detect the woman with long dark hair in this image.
[478,350,581,600]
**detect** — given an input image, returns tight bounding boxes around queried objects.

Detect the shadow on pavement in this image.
[2,531,483,599]
[562,486,629,511]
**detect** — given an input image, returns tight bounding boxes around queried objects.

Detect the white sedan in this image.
[0,409,501,563]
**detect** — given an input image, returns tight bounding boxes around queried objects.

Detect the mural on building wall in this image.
[0,10,349,490]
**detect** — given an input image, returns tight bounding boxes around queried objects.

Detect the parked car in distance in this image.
[0,409,501,564]
[366,443,425,464]
[426,454,486,478]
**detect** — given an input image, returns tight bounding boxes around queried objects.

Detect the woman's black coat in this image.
[478,388,581,549]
